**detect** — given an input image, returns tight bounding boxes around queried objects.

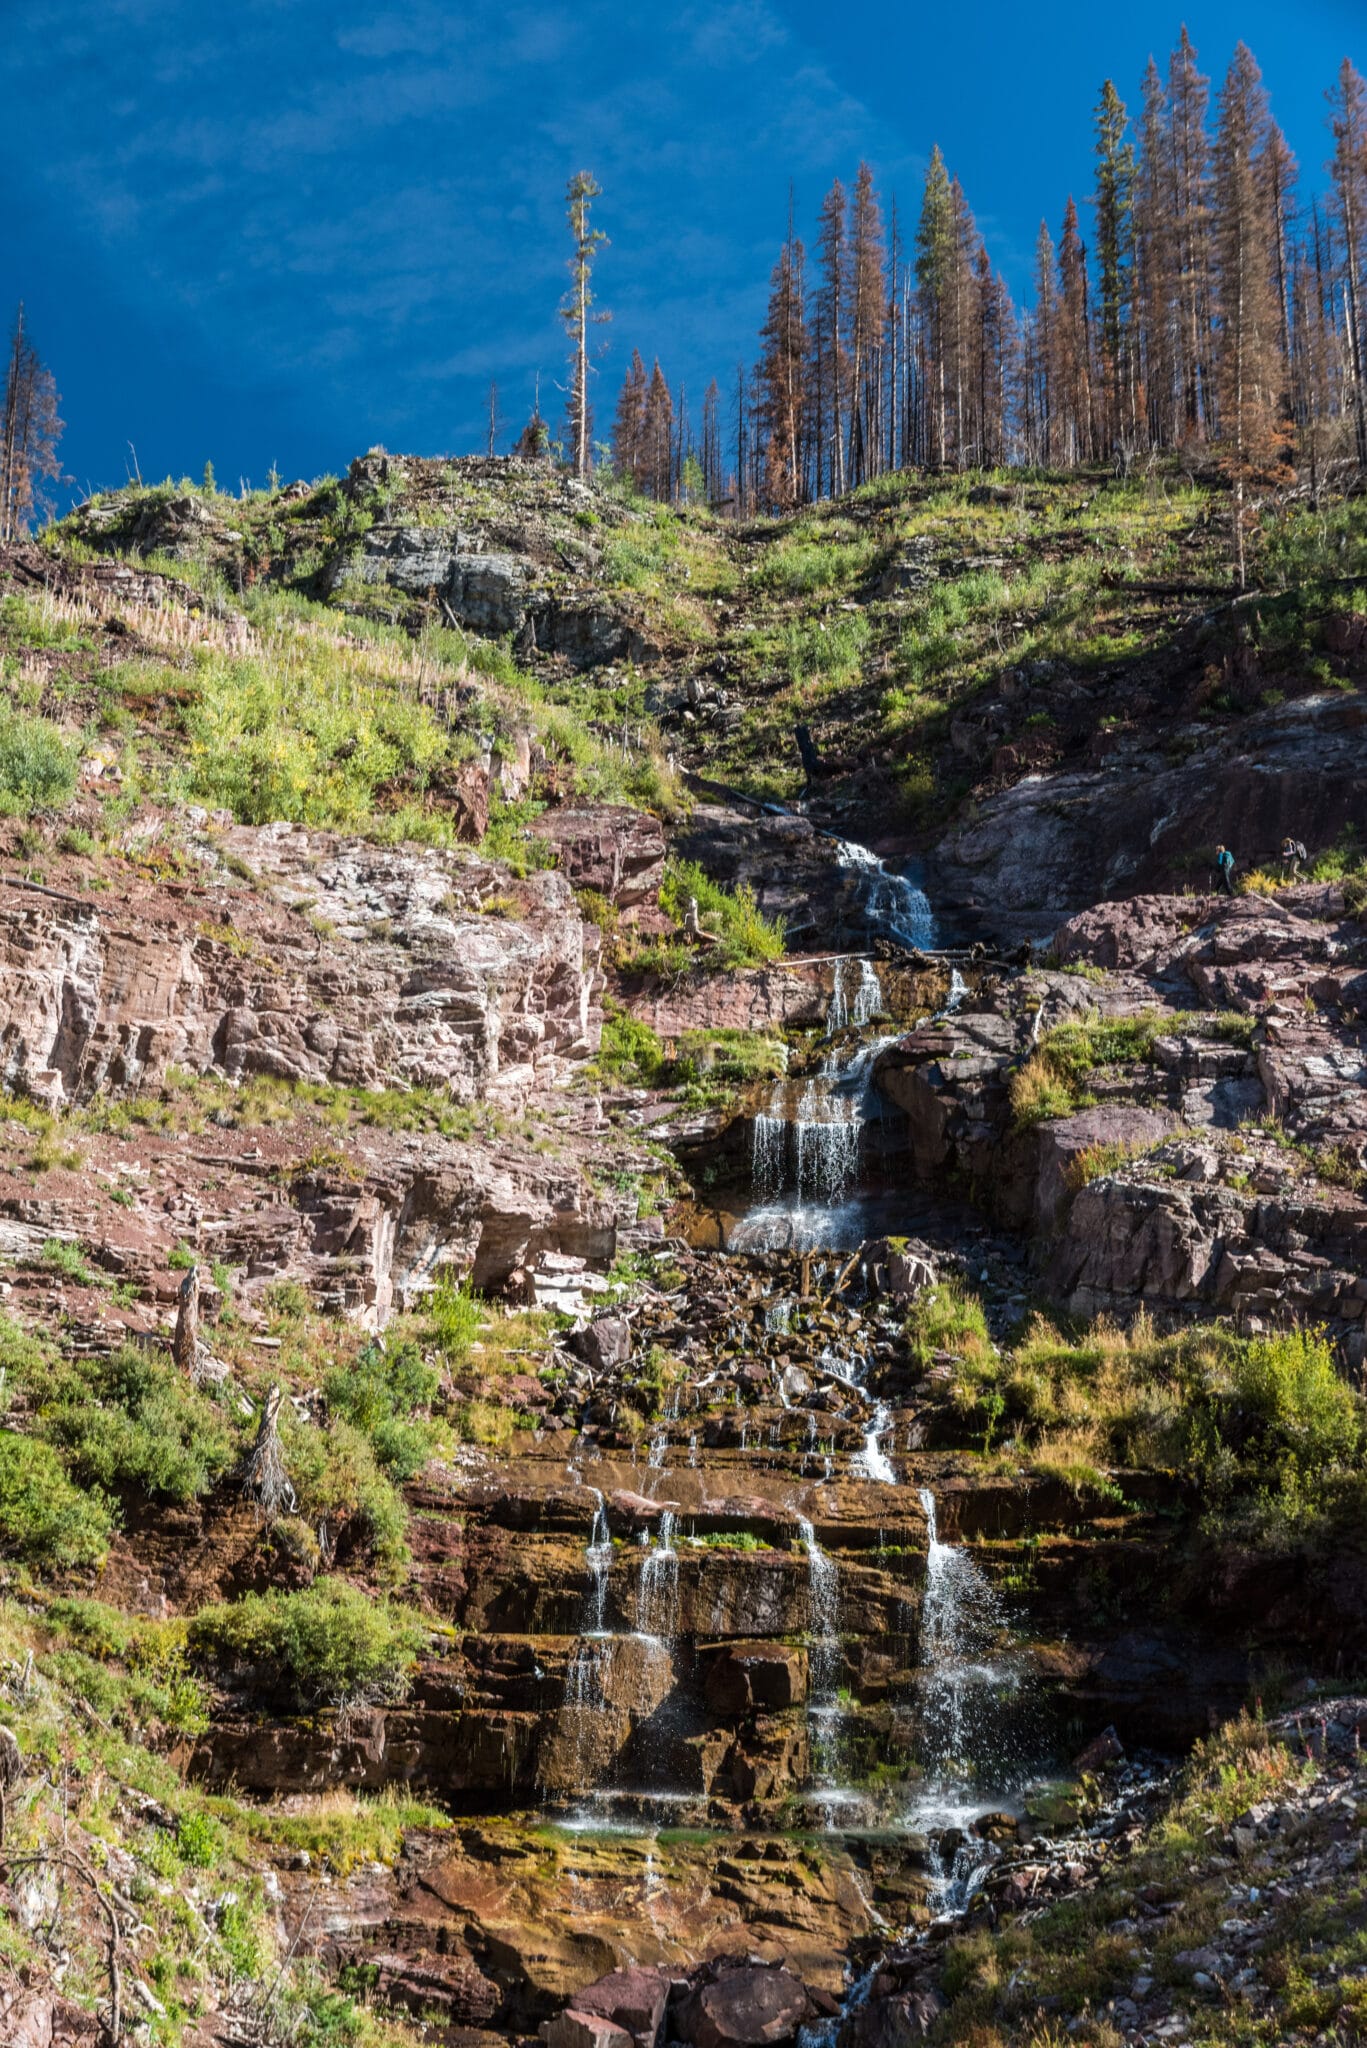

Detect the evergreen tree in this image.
[1056,197,1095,463]
[612,349,648,488]
[0,305,64,542]
[916,147,955,466]
[814,180,849,495]
[1092,80,1137,450]
[1212,41,1290,584]
[756,231,808,509]
[847,162,887,486]
[560,171,609,479]
[1327,58,1367,467]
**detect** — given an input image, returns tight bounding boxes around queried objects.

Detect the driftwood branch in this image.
[0,1848,123,2042]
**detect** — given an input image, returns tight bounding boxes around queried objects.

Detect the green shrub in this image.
[36,1344,236,1503]
[428,1276,482,1363]
[905,1281,993,1374]
[45,1595,136,1657]
[0,709,78,813]
[323,1340,439,1482]
[281,1414,410,1574]
[656,859,785,969]
[1214,1328,1361,1472]
[183,647,451,829]
[189,1580,427,1711]
[596,1012,667,1086]
[176,1810,225,1868]
[0,1433,115,1568]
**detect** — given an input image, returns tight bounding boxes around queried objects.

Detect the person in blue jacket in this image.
[1215,844,1237,896]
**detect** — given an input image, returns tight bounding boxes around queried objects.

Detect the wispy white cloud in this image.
[0,0,932,474]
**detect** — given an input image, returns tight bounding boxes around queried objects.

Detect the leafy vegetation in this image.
[188,1580,429,1712]
[0,706,78,812]
[943,1314,1362,1519]
[1011,1009,1255,1128]
[0,1433,114,1568]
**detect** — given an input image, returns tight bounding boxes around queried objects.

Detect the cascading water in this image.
[832,838,937,951]
[855,1403,896,1485]
[797,1512,850,1817]
[826,956,886,1035]
[584,1491,612,1637]
[913,1487,1023,1912]
[636,1511,679,1641]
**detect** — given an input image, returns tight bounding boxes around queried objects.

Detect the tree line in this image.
[585,38,1367,546]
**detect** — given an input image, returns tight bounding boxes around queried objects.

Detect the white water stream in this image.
[831,837,937,952]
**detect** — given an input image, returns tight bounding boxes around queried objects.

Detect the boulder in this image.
[566,1967,670,2048]
[678,1966,814,2048]
[861,1238,935,1300]
[542,2012,635,2048]
[573,1315,632,1371]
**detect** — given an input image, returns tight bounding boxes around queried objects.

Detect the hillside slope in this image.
[0,456,1362,2048]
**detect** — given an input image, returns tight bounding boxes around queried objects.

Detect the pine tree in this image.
[1169,29,1214,440]
[756,230,808,509]
[814,180,849,495]
[560,171,609,479]
[1327,58,1367,468]
[916,148,962,467]
[0,305,64,542]
[1030,222,1059,462]
[1092,81,1137,450]
[701,379,723,504]
[847,162,887,486]
[1056,197,1095,463]
[642,361,674,501]
[1134,57,1177,447]
[612,349,648,488]
[1212,41,1290,584]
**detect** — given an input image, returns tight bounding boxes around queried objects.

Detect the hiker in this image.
[1215,844,1237,896]
[1280,835,1308,881]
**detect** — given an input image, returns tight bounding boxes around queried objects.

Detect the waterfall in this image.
[637,1511,679,1641]
[832,838,937,951]
[792,1080,862,1204]
[943,967,969,1014]
[826,956,885,1036]
[751,1089,788,1199]
[797,1513,846,1808]
[585,1491,612,1637]
[914,1487,1019,1912]
[856,1402,896,1485]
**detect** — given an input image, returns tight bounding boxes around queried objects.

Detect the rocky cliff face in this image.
[0,818,602,1112]
[4,458,1367,2048]
[925,693,1367,944]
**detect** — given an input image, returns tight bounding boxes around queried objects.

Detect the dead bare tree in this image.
[0,305,64,542]
[241,1383,296,1520]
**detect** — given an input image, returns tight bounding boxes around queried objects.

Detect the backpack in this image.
[1290,840,1307,863]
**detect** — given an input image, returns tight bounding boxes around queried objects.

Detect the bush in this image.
[656,860,785,969]
[596,1012,668,1087]
[36,1344,236,1503]
[323,1340,439,1482]
[0,709,78,813]
[0,1433,115,1568]
[428,1276,482,1363]
[281,1414,410,1575]
[189,1580,428,1711]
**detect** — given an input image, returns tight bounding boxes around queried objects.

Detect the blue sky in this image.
[2,0,1361,501]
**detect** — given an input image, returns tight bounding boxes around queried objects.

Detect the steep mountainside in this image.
[0,455,1364,2048]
